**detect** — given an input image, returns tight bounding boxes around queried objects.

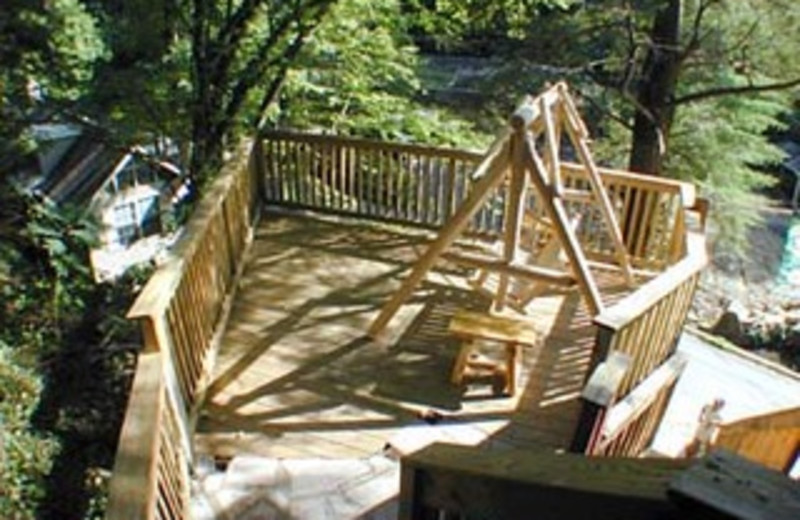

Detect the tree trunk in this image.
[628,0,682,175]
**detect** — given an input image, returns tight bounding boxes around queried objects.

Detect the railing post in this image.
[138,315,194,465]
[570,350,630,454]
[106,354,166,520]
[252,136,267,208]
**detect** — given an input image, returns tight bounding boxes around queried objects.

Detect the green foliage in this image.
[665,92,784,252]
[0,1,106,168]
[278,0,489,149]
[405,0,578,49]
[0,345,59,520]
[430,0,800,250]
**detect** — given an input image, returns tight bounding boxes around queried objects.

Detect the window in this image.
[111,195,161,247]
[137,196,161,236]
[113,202,138,246]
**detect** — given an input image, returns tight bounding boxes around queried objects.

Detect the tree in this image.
[277,0,487,147]
[412,0,800,247]
[186,0,337,184]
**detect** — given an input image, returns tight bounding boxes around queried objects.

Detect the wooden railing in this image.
[714,406,800,473]
[260,131,691,270]
[258,130,705,458]
[261,130,485,229]
[106,141,259,520]
[561,162,693,270]
[106,130,707,517]
[571,214,707,456]
[106,354,189,519]
[399,443,691,520]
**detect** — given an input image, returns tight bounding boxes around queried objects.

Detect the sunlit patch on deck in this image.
[195,212,635,460]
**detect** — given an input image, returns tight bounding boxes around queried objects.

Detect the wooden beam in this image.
[581,351,632,407]
[560,88,635,287]
[509,87,561,132]
[495,131,530,310]
[442,251,576,287]
[522,137,604,316]
[368,142,512,338]
[601,352,686,439]
[401,443,690,520]
[541,96,562,196]
[669,450,800,520]
[106,353,165,520]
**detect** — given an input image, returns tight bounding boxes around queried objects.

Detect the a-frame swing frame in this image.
[368,83,633,339]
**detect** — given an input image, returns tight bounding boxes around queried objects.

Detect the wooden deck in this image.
[195,210,634,460]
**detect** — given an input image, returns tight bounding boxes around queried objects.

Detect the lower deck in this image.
[195,210,632,461]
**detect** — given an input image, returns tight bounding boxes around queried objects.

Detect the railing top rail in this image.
[127,140,253,319]
[595,228,707,331]
[721,406,800,432]
[106,352,163,520]
[561,162,696,207]
[261,129,485,162]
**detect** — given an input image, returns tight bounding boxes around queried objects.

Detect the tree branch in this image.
[679,0,719,62]
[671,77,800,106]
[216,0,333,140]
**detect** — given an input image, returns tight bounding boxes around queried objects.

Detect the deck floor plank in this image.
[195,212,633,460]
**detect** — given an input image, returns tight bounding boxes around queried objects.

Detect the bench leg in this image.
[451,341,475,385]
[505,342,520,396]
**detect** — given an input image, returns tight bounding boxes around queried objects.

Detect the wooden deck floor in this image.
[195,211,633,460]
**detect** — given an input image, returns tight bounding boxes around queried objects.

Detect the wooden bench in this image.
[448,310,540,396]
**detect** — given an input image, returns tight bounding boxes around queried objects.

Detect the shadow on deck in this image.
[194,210,633,460]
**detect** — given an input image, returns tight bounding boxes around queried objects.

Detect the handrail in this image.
[259,131,693,270]
[592,225,706,399]
[260,129,486,230]
[572,209,708,456]
[105,353,189,519]
[106,140,260,520]
[591,352,687,456]
[399,442,690,519]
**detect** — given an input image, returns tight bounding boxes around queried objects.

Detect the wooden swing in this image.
[368,82,634,340]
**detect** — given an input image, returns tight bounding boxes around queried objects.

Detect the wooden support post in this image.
[541,96,562,197]
[495,131,529,311]
[368,142,511,338]
[522,136,604,316]
[570,351,631,454]
[559,86,634,287]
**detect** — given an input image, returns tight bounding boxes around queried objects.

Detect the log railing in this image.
[106,141,259,520]
[571,214,707,456]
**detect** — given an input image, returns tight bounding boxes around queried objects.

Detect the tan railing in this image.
[561,162,693,270]
[714,406,800,473]
[261,130,485,229]
[106,353,189,519]
[259,132,690,269]
[106,141,259,520]
[107,130,707,517]
[571,214,707,456]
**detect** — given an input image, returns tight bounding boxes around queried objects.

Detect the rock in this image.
[710,299,751,346]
